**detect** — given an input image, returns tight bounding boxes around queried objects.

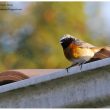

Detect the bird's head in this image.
[60,34,76,49]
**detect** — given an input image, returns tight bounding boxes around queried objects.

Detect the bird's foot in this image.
[66,63,78,73]
[66,66,72,73]
[79,63,83,70]
[66,68,69,73]
[79,61,86,70]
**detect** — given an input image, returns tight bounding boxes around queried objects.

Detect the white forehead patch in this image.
[60,34,75,43]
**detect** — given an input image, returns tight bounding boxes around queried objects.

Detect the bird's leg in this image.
[66,63,78,72]
[79,61,86,70]
[79,63,83,70]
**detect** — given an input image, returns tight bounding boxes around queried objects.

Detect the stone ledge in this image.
[0,58,110,107]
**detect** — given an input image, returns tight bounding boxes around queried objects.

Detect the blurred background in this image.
[0,2,110,71]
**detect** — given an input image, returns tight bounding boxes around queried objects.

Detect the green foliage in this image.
[0,2,108,70]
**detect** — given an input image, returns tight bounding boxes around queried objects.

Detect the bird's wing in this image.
[75,37,110,61]
[75,39,95,48]
[87,46,110,63]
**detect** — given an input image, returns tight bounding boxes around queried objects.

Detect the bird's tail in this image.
[88,46,110,62]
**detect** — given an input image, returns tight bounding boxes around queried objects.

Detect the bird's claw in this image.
[66,67,69,73]
[66,63,78,73]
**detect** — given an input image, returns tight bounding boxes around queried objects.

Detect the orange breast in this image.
[64,43,80,61]
[69,43,81,58]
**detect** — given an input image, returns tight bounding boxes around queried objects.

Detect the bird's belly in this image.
[80,48,94,59]
[64,47,94,64]
[72,48,94,63]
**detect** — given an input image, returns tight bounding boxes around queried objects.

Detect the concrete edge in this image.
[0,57,110,93]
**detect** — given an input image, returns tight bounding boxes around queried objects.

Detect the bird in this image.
[60,34,110,72]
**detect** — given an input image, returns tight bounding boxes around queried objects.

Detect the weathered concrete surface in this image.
[0,58,110,94]
[0,63,110,107]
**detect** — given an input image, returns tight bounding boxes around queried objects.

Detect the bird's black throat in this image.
[60,37,75,49]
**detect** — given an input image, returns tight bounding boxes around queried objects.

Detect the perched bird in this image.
[60,34,110,72]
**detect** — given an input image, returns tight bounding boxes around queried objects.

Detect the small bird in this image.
[60,34,110,72]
